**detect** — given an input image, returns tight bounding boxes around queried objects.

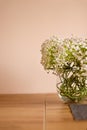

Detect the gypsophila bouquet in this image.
[41,36,87,102]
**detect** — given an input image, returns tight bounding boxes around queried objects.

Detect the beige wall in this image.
[0,0,87,93]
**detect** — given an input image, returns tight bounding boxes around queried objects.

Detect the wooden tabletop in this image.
[46,94,87,130]
[0,94,87,130]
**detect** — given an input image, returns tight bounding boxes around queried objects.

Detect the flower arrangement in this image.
[41,36,87,102]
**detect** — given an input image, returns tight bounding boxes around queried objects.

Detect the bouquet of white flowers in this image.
[41,36,87,102]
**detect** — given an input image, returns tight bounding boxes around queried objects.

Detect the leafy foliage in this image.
[41,36,87,102]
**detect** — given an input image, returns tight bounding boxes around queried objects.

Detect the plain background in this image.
[0,0,87,93]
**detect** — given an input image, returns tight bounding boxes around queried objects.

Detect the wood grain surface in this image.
[0,94,87,130]
[0,94,45,130]
[46,94,87,130]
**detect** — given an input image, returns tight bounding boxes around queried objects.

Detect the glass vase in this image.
[56,77,87,103]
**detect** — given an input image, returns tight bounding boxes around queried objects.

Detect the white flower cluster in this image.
[41,37,63,74]
[41,36,87,77]
[41,36,87,101]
